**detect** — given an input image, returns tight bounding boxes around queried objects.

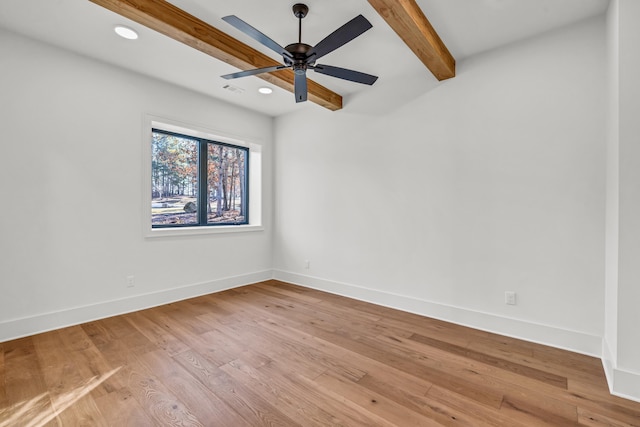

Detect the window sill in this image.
[145,224,264,238]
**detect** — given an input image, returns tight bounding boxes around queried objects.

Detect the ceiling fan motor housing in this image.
[284,43,314,69]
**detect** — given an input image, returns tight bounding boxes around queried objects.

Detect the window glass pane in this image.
[207,144,247,225]
[151,132,198,226]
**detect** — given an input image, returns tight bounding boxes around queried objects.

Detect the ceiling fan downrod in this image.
[292,4,308,44]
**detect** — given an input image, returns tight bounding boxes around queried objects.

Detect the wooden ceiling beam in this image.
[367,0,455,81]
[89,0,343,110]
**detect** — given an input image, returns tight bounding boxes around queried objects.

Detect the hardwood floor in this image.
[1,280,639,426]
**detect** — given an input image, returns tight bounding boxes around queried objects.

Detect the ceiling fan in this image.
[221,3,378,103]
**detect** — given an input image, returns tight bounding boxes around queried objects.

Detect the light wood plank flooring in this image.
[1,280,639,426]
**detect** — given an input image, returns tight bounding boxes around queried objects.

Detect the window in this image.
[151,128,249,228]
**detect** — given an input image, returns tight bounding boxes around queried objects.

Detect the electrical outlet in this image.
[505,291,516,305]
[126,275,135,288]
[304,260,310,269]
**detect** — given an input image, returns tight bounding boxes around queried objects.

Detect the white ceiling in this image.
[0,0,609,117]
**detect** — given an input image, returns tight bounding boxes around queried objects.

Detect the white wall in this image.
[604,0,640,400]
[274,17,606,355]
[0,29,273,341]
[617,0,640,378]
[604,0,620,383]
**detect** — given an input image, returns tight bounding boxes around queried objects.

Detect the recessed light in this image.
[114,25,138,40]
[258,87,273,95]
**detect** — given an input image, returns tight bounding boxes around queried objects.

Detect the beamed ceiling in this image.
[0,0,609,116]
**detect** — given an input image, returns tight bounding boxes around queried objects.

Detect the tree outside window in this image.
[151,129,248,227]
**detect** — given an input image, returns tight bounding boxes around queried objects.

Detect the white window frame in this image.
[142,115,263,237]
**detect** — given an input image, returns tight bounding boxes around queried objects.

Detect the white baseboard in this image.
[0,270,273,342]
[602,338,640,403]
[273,270,602,357]
[277,270,640,402]
[4,268,640,402]
[610,368,640,403]
[602,338,616,387]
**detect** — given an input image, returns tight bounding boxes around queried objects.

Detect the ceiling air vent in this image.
[222,84,245,95]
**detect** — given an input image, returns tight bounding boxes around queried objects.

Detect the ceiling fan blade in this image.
[294,72,308,103]
[313,64,378,85]
[307,15,372,62]
[222,15,293,60]
[221,65,288,80]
